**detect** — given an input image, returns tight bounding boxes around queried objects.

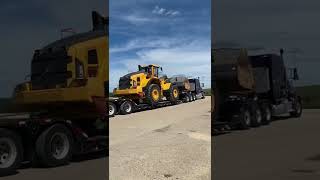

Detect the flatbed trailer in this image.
[0,112,107,175]
[108,97,186,117]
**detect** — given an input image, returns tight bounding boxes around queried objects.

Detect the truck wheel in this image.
[145,84,161,106]
[191,93,196,101]
[290,98,302,118]
[261,104,272,125]
[251,105,262,127]
[109,102,117,117]
[120,101,133,114]
[187,93,192,102]
[167,85,179,104]
[201,92,205,99]
[36,124,73,167]
[182,94,189,103]
[238,107,251,129]
[0,129,23,176]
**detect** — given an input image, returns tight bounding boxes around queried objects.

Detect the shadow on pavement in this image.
[0,150,108,177]
[212,115,295,136]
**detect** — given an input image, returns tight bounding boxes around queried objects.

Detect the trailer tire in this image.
[261,104,272,125]
[238,107,251,129]
[191,93,196,101]
[187,93,192,102]
[290,98,302,118]
[36,124,73,167]
[182,94,189,103]
[201,92,205,99]
[166,85,179,104]
[119,101,133,115]
[0,129,23,176]
[109,102,117,117]
[145,84,161,106]
[251,104,262,127]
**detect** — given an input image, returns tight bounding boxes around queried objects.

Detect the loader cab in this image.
[138,65,163,78]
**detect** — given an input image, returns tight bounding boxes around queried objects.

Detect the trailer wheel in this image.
[187,93,192,102]
[251,105,262,127]
[120,101,133,114]
[0,129,23,176]
[191,93,196,101]
[36,124,73,167]
[182,94,189,103]
[166,85,179,104]
[109,102,117,117]
[290,98,302,118]
[238,107,251,129]
[261,104,272,125]
[145,84,161,106]
[201,92,205,99]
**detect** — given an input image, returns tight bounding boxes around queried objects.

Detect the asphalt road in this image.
[109,98,211,180]
[1,153,107,180]
[214,109,320,180]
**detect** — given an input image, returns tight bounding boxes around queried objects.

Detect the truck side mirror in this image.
[201,83,205,87]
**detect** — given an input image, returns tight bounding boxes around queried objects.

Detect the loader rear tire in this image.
[145,84,161,107]
[36,124,73,167]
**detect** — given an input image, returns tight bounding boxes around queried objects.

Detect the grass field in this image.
[0,98,12,113]
[296,85,320,109]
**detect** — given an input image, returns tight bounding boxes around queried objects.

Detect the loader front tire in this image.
[145,84,161,107]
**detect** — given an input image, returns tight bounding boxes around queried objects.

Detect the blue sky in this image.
[109,0,211,91]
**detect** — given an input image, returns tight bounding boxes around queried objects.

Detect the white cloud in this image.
[152,6,180,17]
[119,14,154,25]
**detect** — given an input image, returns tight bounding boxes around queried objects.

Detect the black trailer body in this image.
[213,48,302,130]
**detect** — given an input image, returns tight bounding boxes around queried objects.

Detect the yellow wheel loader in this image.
[113,64,179,106]
[0,12,109,174]
[13,11,108,119]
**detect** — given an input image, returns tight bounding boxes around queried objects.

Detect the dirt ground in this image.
[109,98,211,180]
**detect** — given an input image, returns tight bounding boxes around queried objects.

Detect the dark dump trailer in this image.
[213,48,302,129]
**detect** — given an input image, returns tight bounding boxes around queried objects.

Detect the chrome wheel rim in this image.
[51,133,70,160]
[0,138,17,168]
[109,104,115,116]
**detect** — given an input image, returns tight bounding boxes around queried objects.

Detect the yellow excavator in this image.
[113,64,179,106]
